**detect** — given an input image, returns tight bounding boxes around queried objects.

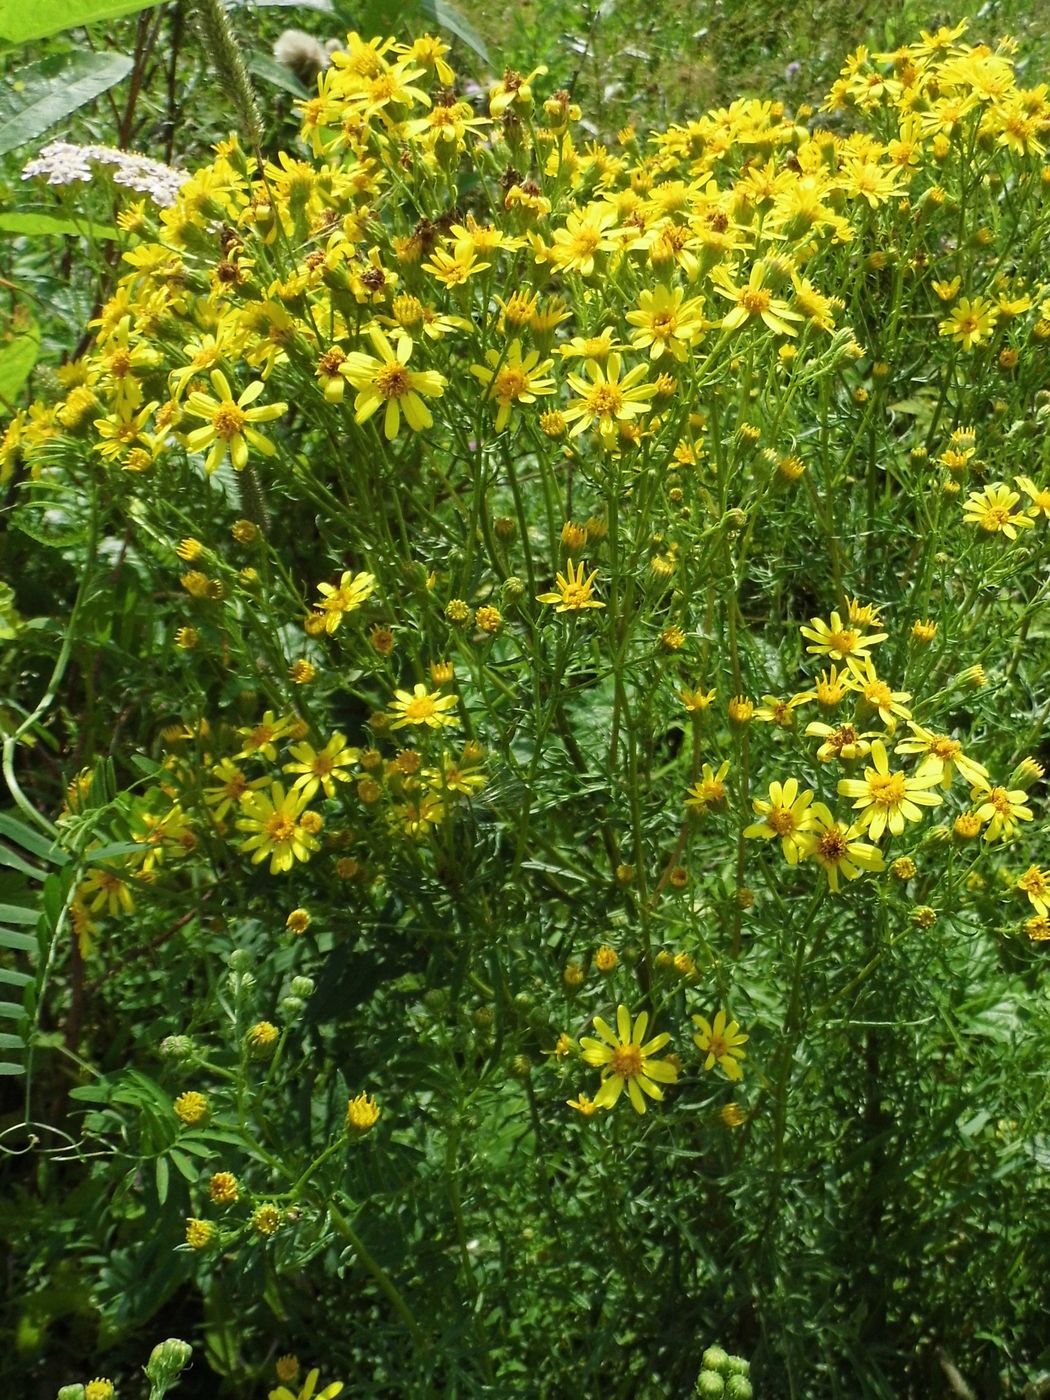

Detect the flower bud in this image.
[701,1347,731,1377]
[696,1373,725,1398]
[289,975,314,998]
[228,948,253,973]
[725,1378,753,1400]
[159,1034,195,1062]
[145,1338,193,1388]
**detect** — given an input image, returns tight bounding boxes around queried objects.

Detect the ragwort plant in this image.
[3,17,1050,1398]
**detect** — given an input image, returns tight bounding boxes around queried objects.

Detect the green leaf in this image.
[0,927,39,952]
[0,902,39,925]
[0,1000,27,1022]
[0,211,118,240]
[0,1061,25,1076]
[0,968,32,988]
[0,0,159,43]
[0,317,39,407]
[0,813,62,864]
[248,53,308,100]
[155,1155,169,1205]
[420,0,490,64]
[0,51,134,156]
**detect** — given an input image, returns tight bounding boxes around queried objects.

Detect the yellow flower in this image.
[567,1091,599,1116]
[579,1004,678,1114]
[185,1217,215,1250]
[284,733,360,801]
[962,483,1034,539]
[625,285,706,362]
[339,329,446,440]
[802,804,886,892]
[470,340,555,431]
[938,295,999,349]
[236,782,321,874]
[837,739,942,840]
[894,722,988,789]
[710,260,803,337]
[236,709,296,762]
[173,1090,208,1125]
[970,782,1033,843]
[78,865,135,917]
[562,353,656,445]
[753,693,806,727]
[346,1092,380,1135]
[678,685,717,714]
[692,1010,748,1081]
[182,369,286,473]
[488,64,547,117]
[314,570,375,634]
[1015,475,1050,519]
[536,559,605,613]
[686,761,730,811]
[801,610,888,661]
[547,205,619,276]
[388,683,459,731]
[1017,865,1050,917]
[269,1371,344,1400]
[744,778,818,864]
[844,658,912,730]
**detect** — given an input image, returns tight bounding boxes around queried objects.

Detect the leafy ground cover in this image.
[2,3,1050,1398]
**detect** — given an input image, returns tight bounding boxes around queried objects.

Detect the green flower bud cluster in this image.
[696,1345,752,1399]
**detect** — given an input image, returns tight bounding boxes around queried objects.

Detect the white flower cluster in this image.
[22,141,188,207]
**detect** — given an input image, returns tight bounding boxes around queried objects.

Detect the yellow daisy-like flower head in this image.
[837,739,942,841]
[235,782,321,874]
[579,1004,678,1114]
[685,760,731,812]
[969,781,1033,843]
[314,570,375,635]
[388,683,459,731]
[536,559,605,613]
[802,803,886,892]
[744,777,817,864]
[800,610,888,661]
[562,353,657,446]
[470,339,555,431]
[182,369,287,473]
[340,329,446,441]
[844,657,912,730]
[692,1009,748,1081]
[938,295,999,349]
[268,1366,344,1400]
[962,483,1035,539]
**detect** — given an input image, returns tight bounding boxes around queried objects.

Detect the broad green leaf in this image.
[248,53,308,100]
[0,52,134,156]
[0,927,38,953]
[0,0,158,43]
[231,0,333,9]
[0,1062,25,1076]
[0,211,118,240]
[421,0,490,64]
[0,317,39,407]
[0,902,38,925]
[0,968,33,988]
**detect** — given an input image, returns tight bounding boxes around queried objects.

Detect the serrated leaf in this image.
[0,0,159,43]
[0,52,134,156]
[0,211,118,239]
[11,501,90,549]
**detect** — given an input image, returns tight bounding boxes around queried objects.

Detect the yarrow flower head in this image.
[23,140,188,205]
